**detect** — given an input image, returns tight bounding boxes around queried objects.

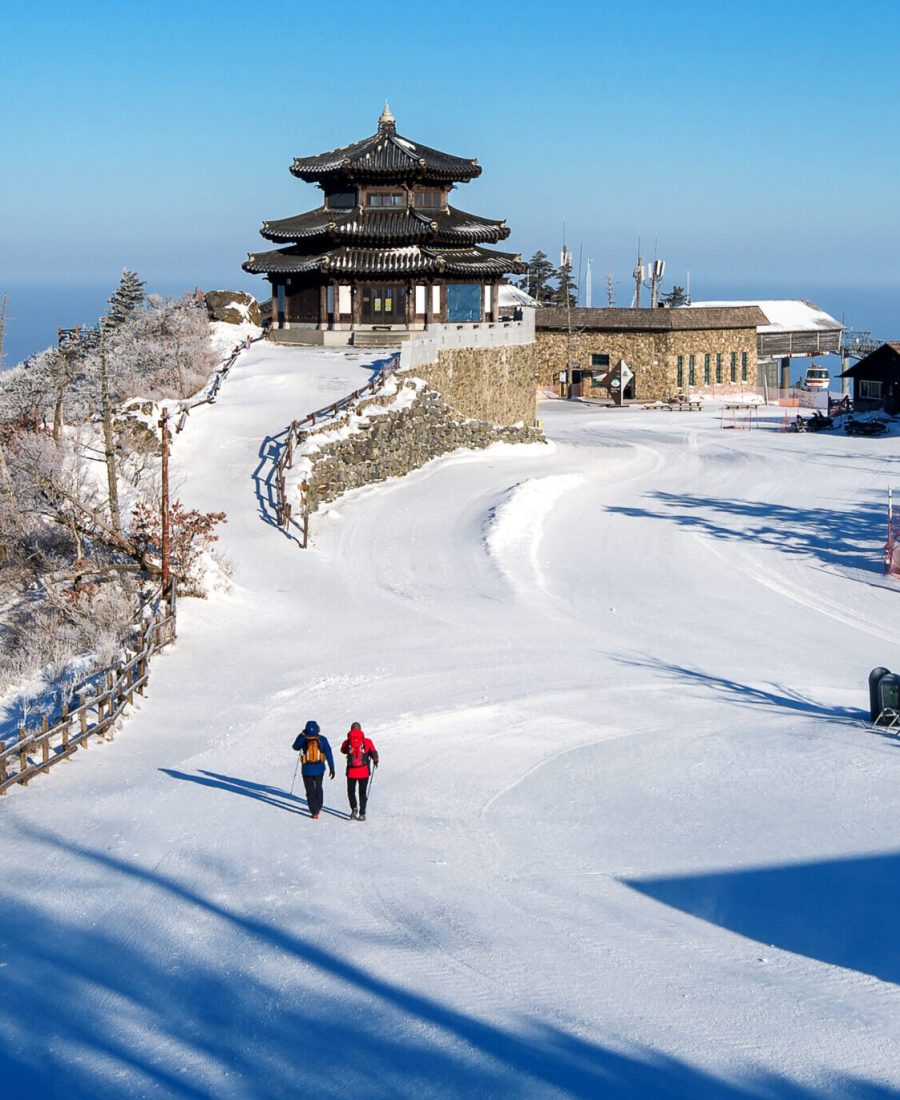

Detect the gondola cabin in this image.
[804,365,830,390]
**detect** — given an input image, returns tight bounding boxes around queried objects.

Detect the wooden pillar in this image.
[405,280,414,329]
[319,284,328,330]
[351,283,360,328]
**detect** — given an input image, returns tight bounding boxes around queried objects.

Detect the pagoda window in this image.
[447,284,482,323]
[366,192,405,207]
[328,190,357,209]
[413,191,444,209]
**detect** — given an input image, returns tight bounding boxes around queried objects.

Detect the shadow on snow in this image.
[624,851,900,986]
[1,825,894,1098]
[606,491,886,574]
[615,654,865,723]
[160,768,351,821]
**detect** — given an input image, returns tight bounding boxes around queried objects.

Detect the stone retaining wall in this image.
[299,373,544,513]
[413,342,540,425]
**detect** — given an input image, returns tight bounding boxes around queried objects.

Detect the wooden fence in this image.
[273,353,400,547]
[0,583,176,795]
[0,328,265,798]
[175,332,268,434]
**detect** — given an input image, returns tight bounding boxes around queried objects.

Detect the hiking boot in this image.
[350,809,358,820]
[312,813,320,820]
[358,813,366,822]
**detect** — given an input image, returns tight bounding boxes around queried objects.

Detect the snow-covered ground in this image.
[2,341,900,1098]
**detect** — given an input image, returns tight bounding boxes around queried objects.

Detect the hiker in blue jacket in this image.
[291,720,335,820]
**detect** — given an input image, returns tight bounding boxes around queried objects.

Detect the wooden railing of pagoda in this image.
[0,583,177,796]
[273,353,401,548]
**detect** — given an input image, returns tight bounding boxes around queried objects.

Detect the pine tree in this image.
[549,257,577,309]
[517,251,556,305]
[662,285,689,307]
[105,269,146,329]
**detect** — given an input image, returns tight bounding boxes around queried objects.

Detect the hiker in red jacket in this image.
[340,722,379,821]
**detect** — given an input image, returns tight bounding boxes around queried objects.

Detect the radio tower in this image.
[585,259,592,308]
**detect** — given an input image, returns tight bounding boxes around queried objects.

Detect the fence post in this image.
[106,671,115,739]
[18,728,28,785]
[79,693,88,746]
[61,703,70,751]
[41,716,50,773]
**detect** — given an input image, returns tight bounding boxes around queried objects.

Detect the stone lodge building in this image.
[243,105,525,346]
[535,306,768,402]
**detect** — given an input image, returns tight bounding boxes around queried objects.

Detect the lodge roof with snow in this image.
[536,306,769,332]
[686,300,843,358]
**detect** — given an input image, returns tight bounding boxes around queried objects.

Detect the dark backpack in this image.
[347,738,369,769]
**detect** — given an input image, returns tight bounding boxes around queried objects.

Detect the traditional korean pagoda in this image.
[243,105,525,344]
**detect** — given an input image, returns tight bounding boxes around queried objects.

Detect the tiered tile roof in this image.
[244,108,523,282]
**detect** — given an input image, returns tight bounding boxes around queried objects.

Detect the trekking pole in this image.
[366,766,375,803]
[289,753,300,798]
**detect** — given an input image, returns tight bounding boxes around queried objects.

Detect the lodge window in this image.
[677,355,683,388]
[730,352,737,382]
[367,191,405,207]
[860,380,883,400]
[716,354,722,383]
[328,190,356,209]
[413,191,444,209]
[688,354,695,386]
[741,352,748,381]
[704,354,711,385]
[591,354,610,367]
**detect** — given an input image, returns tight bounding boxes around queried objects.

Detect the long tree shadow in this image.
[614,654,865,723]
[159,769,351,820]
[625,851,900,986]
[606,491,886,573]
[2,824,895,1098]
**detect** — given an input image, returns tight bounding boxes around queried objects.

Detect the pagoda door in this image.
[360,284,405,324]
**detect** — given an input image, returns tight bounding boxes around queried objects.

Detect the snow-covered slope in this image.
[2,342,899,1098]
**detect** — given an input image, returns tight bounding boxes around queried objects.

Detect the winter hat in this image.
[350,721,362,731]
[304,720,320,735]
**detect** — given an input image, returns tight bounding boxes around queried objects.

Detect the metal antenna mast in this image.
[585,259,593,308]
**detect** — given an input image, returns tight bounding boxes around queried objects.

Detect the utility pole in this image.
[0,293,7,366]
[159,407,171,597]
[632,250,644,309]
[98,326,121,535]
[649,258,666,308]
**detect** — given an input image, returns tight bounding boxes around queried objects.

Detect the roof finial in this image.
[379,100,395,132]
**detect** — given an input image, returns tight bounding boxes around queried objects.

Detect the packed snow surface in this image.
[2,342,900,1098]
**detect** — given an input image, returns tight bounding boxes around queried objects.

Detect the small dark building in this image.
[243,105,525,344]
[841,343,900,413]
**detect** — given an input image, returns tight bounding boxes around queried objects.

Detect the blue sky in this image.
[2,0,899,362]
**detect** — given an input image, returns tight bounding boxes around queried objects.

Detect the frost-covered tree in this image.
[104,269,146,329]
